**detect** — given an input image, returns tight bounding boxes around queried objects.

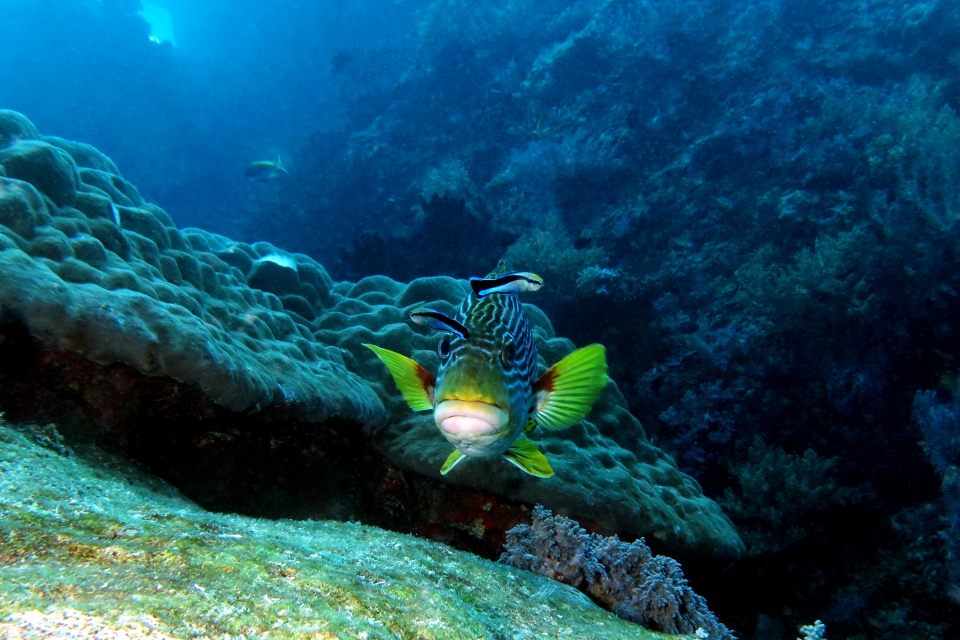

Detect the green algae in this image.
[0,418,676,639]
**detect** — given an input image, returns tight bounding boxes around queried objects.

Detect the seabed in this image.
[0,417,673,639]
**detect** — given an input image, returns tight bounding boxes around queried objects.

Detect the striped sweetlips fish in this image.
[364,264,608,478]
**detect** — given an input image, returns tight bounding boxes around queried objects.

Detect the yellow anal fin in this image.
[364,344,435,411]
[532,344,608,431]
[440,449,466,475]
[503,435,554,478]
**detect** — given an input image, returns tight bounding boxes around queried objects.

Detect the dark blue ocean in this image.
[2,0,960,638]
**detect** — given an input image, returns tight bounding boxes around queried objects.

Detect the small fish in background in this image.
[244,156,288,182]
[365,263,608,478]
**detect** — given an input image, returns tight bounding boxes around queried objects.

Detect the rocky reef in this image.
[0,110,741,579]
[0,416,674,639]
[239,0,960,635]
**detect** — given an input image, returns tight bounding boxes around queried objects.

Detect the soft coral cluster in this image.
[500,505,735,639]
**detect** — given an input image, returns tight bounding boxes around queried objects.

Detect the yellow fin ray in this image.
[364,344,435,411]
[532,344,608,431]
[503,436,554,477]
[440,449,466,475]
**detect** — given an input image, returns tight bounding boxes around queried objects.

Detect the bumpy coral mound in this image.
[0,111,741,561]
[319,274,742,558]
[0,110,382,425]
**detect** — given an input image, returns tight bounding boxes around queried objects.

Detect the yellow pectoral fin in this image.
[503,436,554,478]
[532,344,609,431]
[440,449,466,475]
[363,344,435,411]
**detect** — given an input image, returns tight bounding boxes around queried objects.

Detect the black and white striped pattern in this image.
[440,289,538,422]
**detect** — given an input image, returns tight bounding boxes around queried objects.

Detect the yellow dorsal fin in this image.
[531,344,608,430]
[440,449,466,475]
[364,344,435,411]
[503,436,554,477]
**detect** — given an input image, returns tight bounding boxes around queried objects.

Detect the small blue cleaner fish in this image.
[244,155,288,181]
[365,263,608,478]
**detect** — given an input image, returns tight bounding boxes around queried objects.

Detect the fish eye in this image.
[438,335,452,361]
[501,342,516,369]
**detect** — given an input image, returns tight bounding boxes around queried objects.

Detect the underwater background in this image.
[2,0,960,638]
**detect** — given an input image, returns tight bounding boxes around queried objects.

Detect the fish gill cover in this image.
[2,0,960,637]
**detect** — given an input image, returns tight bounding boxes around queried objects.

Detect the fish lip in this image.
[434,400,509,438]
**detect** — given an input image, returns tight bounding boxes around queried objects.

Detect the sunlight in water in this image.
[139,2,177,46]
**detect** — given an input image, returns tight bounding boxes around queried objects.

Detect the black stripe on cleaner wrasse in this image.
[410,308,470,340]
[470,271,543,298]
[364,262,608,478]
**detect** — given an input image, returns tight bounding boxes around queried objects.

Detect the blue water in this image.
[3,0,960,638]
[0,0,426,236]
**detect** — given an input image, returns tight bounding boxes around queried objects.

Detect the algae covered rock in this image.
[44,135,122,175]
[0,177,51,238]
[0,418,667,640]
[0,139,79,207]
[247,253,303,298]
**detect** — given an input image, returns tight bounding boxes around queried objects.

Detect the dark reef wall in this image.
[243,0,960,638]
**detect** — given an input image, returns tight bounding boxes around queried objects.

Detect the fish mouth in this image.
[434,400,508,438]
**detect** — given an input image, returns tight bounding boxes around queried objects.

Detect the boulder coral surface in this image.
[337,277,741,557]
[0,111,741,561]
[0,110,381,426]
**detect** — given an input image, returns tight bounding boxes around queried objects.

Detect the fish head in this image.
[428,295,536,456]
[434,337,520,456]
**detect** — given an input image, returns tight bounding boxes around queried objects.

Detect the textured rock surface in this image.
[0,111,741,561]
[0,418,670,640]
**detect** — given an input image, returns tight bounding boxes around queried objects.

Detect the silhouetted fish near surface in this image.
[244,156,288,181]
[366,263,608,478]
